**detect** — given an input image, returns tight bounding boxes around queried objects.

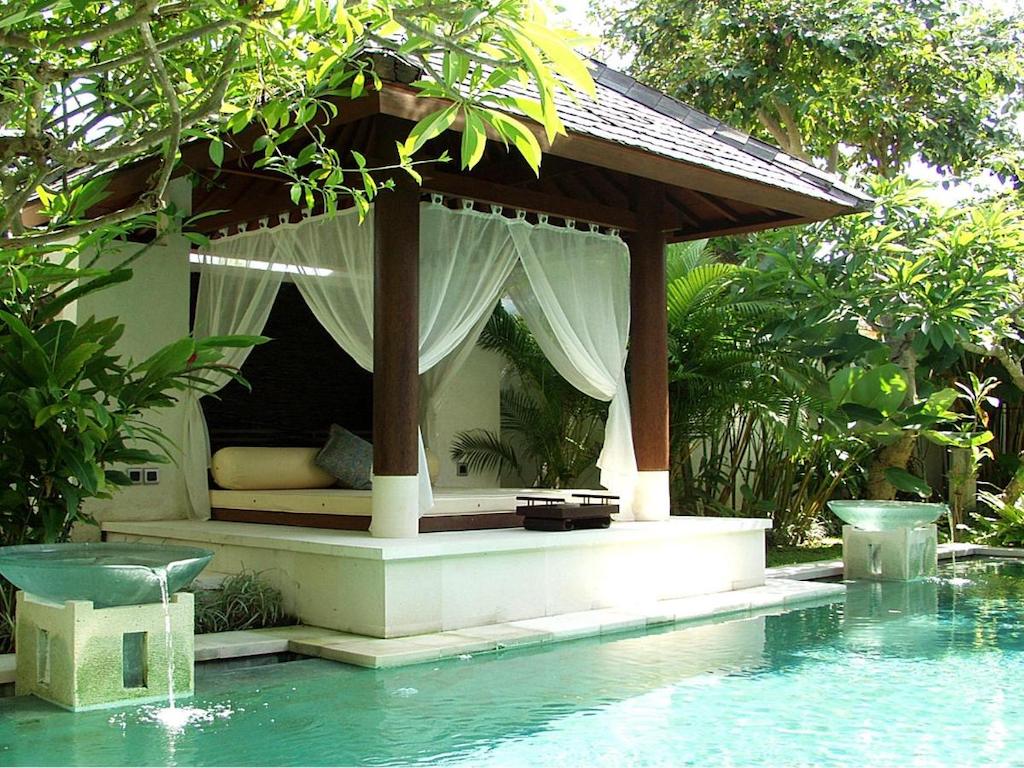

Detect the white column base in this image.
[370,475,420,538]
[633,470,671,521]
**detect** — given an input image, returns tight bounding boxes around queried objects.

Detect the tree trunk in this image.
[1002,453,1024,508]
[864,435,918,499]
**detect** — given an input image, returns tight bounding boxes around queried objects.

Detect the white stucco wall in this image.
[72,230,193,537]
[427,348,504,488]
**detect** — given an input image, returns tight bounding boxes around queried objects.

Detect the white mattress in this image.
[209,488,586,517]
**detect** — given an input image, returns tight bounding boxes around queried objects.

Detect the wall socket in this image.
[127,467,160,485]
[456,462,469,477]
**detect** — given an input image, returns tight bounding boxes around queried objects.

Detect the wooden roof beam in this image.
[420,168,638,231]
[669,214,812,243]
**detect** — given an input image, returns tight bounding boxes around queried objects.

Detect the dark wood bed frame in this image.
[211,508,522,533]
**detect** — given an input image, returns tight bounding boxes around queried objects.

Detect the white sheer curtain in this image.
[418,201,518,452]
[183,202,637,524]
[277,207,375,369]
[272,208,436,510]
[184,230,284,519]
[418,202,518,370]
[506,220,637,514]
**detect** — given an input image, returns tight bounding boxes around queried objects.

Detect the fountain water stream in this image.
[154,568,176,709]
[944,508,972,587]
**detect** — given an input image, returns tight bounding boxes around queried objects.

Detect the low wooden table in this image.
[515,493,619,531]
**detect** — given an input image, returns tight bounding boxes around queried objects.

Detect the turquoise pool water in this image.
[3,558,1024,766]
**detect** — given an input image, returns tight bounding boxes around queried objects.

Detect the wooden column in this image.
[371,178,421,538]
[628,205,671,520]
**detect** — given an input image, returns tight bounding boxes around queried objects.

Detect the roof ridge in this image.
[587,59,871,208]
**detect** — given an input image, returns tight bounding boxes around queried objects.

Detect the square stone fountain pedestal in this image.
[15,591,195,712]
[842,524,938,581]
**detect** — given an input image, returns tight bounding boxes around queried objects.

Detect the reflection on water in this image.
[2,558,1024,766]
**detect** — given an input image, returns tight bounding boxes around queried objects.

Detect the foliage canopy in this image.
[1,0,593,250]
[609,0,1024,179]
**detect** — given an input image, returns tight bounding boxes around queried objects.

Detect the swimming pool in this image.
[2,557,1023,766]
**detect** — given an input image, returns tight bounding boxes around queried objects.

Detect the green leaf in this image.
[196,335,268,349]
[36,269,133,323]
[54,341,102,385]
[884,468,932,497]
[460,109,487,169]
[485,110,542,173]
[922,388,958,414]
[209,139,225,168]
[923,430,995,448]
[137,338,196,380]
[516,20,595,96]
[33,402,67,428]
[839,403,886,424]
[829,364,909,416]
[403,105,459,155]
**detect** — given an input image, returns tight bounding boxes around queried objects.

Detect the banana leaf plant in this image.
[827,362,993,498]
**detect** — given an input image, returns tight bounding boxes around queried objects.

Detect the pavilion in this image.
[91,54,868,638]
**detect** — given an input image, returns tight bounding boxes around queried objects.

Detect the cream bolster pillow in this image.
[211,447,336,490]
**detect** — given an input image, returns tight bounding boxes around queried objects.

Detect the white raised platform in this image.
[103,518,770,639]
[191,578,845,668]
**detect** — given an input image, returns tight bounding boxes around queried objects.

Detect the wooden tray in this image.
[515,494,618,531]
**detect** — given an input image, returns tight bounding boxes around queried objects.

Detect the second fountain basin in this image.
[828,500,946,531]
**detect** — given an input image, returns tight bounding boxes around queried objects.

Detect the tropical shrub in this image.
[0,584,13,658]
[972,493,1024,548]
[0,251,261,547]
[731,180,1022,500]
[450,304,605,488]
[192,571,294,635]
[664,240,872,542]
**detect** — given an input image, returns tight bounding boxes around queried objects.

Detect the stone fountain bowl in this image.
[0,542,213,608]
[828,500,947,532]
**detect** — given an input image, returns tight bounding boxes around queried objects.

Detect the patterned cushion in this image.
[315,425,373,490]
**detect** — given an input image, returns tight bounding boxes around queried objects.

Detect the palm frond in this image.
[450,429,521,480]
[666,239,711,282]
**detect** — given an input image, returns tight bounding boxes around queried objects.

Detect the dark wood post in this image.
[628,204,671,520]
[371,177,421,537]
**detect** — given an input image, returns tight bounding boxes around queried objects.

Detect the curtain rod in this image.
[209,194,621,241]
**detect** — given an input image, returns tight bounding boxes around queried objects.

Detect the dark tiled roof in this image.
[375,52,871,211]
[540,59,869,209]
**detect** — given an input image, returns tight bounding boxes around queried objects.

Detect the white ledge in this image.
[102,517,771,562]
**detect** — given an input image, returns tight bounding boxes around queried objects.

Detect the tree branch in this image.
[55,0,161,50]
[962,340,1024,390]
[755,106,791,152]
[81,37,241,167]
[69,16,250,79]
[4,32,242,248]
[2,201,153,249]
[139,21,181,205]
[772,98,808,161]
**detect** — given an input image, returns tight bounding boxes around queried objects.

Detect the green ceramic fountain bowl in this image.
[0,542,213,608]
[828,500,947,532]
